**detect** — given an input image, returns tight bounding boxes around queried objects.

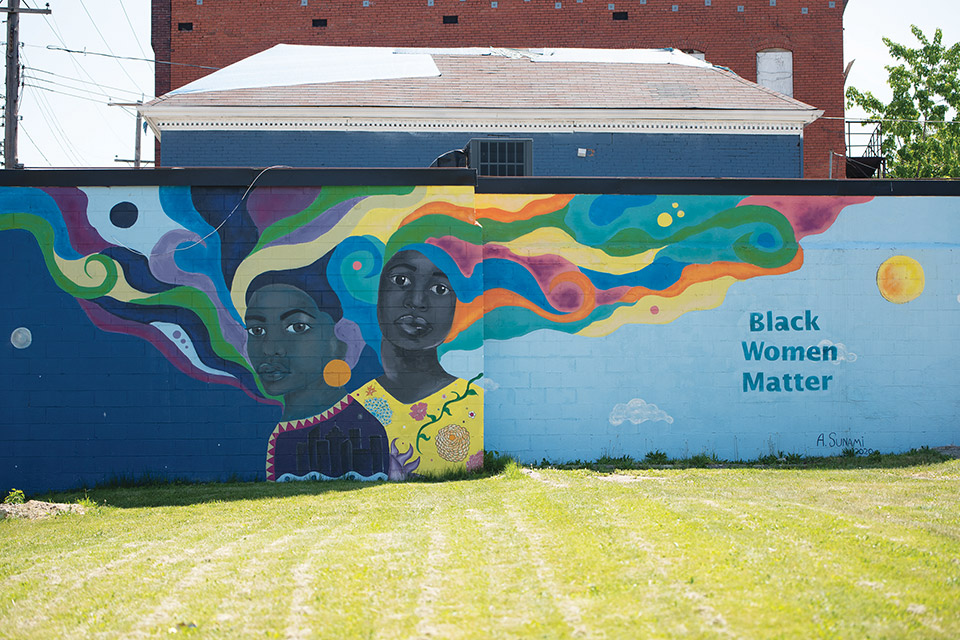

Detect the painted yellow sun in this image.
[877,255,925,304]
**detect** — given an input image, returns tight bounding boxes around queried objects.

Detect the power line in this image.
[77,0,145,95]
[24,66,147,98]
[21,48,94,164]
[20,123,53,165]
[21,83,87,165]
[20,49,86,163]
[25,75,140,101]
[40,44,222,70]
[24,82,116,104]
[117,0,148,60]
[39,13,114,103]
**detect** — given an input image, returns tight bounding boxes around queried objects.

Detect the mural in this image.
[1,179,957,491]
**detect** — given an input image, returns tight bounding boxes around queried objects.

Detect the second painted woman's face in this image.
[377,250,457,352]
[245,284,341,397]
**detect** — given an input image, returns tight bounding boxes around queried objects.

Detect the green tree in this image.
[846,25,960,178]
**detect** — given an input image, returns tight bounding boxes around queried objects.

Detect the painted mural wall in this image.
[1,176,957,491]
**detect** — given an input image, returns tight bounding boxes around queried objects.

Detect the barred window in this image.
[468,138,532,176]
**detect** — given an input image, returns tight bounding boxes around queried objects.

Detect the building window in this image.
[682,49,706,61]
[469,138,532,176]
[756,48,793,97]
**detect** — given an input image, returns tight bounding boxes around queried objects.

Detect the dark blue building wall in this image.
[162,131,803,178]
[0,230,280,494]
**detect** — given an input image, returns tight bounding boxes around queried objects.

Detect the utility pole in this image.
[108,102,146,168]
[2,0,51,169]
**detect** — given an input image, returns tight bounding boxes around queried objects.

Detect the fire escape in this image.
[845,119,886,178]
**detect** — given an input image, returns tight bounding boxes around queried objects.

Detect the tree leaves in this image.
[846,25,960,178]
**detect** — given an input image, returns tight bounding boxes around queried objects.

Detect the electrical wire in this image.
[19,49,88,165]
[24,82,115,104]
[111,166,290,257]
[117,0,148,60]
[20,124,53,166]
[24,74,144,100]
[31,16,133,149]
[40,13,109,101]
[24,66,152,98]
[40,44,221,70]
[22,84,87,165]
[22,47,123,157]
[78,0,146,95]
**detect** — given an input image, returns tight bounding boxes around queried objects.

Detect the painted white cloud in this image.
[609,398,674,426]
[477,377,500,391]
[818,339,857,365]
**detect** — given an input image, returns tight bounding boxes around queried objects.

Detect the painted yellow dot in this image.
[672,202,679,208]
[677,210,685,218]
[877,255,924,304]
[657,212,673,227]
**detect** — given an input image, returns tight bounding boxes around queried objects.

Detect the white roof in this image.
[170,44,713,95]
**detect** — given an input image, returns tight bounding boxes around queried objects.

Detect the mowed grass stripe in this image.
[2,508,255,638]
[521,469,736,638]
[720,471,960,637]
[616,467,960,639]
[2,460,959,638]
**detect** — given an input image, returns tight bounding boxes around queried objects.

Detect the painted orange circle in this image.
[323,359,352,388]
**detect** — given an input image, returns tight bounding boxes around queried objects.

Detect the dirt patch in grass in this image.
[0,500,85,520]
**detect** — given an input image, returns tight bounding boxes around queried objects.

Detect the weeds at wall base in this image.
[31,447,953,505]
[548,446,952,472]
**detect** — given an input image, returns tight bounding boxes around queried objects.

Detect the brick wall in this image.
[161,130,802,177]
[152,0,845,177]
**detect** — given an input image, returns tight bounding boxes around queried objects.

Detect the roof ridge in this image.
[711,66,814,110]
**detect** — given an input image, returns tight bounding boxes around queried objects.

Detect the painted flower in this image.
[467,450,484,472]
[409,402,428,421]
[435,424,470,462]
[389,439,420,481]
[365,385,377,396]
[363,397,393,426]
[467,410,476,419]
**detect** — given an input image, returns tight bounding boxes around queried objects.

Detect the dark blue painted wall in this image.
[0,230,280,494]
[162,131,802,178]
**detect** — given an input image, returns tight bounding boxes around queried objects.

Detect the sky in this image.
[4,0,959,168]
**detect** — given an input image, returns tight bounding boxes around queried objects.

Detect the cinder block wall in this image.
[151,0,844,177]
[5,173,957,494]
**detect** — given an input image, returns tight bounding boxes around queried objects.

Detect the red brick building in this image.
[151,0,846,177]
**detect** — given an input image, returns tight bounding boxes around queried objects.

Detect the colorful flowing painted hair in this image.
[367,192,872,352]
[0,183,869,395]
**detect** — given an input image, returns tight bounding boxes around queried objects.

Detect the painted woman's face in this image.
[377,250,457,352]
[245,284,342,397]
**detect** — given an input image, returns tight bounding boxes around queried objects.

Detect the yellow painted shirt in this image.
[351,375,484,477]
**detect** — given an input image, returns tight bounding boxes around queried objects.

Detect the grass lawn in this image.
[2,457,959,639]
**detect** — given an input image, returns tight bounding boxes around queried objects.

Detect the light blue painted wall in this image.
[440,196,960,463]
[162,131,802,178]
